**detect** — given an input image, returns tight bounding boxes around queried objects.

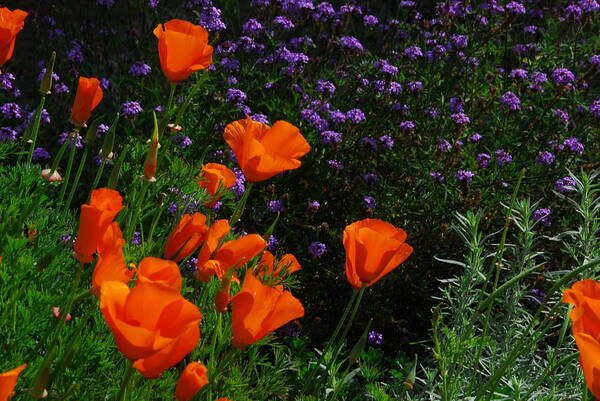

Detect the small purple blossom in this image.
[273,15,294,29]
[327,159,343,170]
[455,170,474,183]
[320,130,342,145]
[499,91,521,110]
[531,288,546,303]
[173,135,192,148]
[551,68,575,85]
[363,195,376,209]
[32,147,51,162]
[555,176,576,193]
[132,232,142,246]
[129,62,152,77]
[120,101,143,117]
[267,200,286,213]
[451,113,470,125]
[403,46,423,60]
[429,172,445,183]
[346,108,366,124]
[506,1,526,14]
[469,133,483,142]
[0,102,20,119]
[399,120,415,131]
[340,36,364,53]
[363,14,379,27]
[477,153,491,167]
[308,241,327,258]
[267,235,279,251]
[437,139,452,151]
[589,99,600,118]
[379,135,394,149]
[536,151,555,165]
[368,331,383,346]
[364,173,379,184]
[58,131,83,149]
[494,149,513,165]
[563,137,584,154]
[449,97,464,113]
[533,208,552,227]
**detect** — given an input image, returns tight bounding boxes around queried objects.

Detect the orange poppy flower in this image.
[223,117,311,182]
[100,280,202,378]
[0,8,28,67]
[231,272,304,349]
[198,163,236,207]
[91,222,133,296]
[70,77,103,127]
[194,219,230,281]
[153,19,213,83]
[196,234,266,282]
[255,251,301,283]
[343,219,413,289]
[175,362,209,401]
[563,279,600,398]
[73,188,124,263]
[136,257,182,291]
[164,213,209,261]
[0,363,26,401]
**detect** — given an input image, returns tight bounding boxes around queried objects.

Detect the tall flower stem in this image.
[114,360,134,401]
[229,183,253,226]
[125,181,150,240]
[64,147,89,214]
[158,82,177,135]
[58,130,80,204]
[24,96,47,165]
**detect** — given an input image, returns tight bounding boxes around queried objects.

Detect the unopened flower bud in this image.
[41,169,62,182]
[40,51,56,95]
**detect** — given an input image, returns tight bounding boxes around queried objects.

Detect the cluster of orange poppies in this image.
[563,280,600,398]
[0,9,418,401]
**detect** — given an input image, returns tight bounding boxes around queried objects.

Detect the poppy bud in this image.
[70,77,103,127]
[143,111,160,182]
[100,113,119,161]
[40,51,56,95]
[348,320,372,366]
[175,362,209,401]
[41,168,62,182]
[0,363,27,401]
[84,118,101,145]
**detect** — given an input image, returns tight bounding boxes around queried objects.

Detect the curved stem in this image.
[114,359,134,401]
[64,148,88,213]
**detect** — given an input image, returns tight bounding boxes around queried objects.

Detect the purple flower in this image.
[363,173,379,184]
[58,131,83,149]
[132,232,142,246]
[54,83,69,93]
[59,233,72,244]
[373,59,398,76]
[555,176,576,193]
[363,195,376,209]
[499,91,521,110]
[37,68,60,82]
[494,149,513,165]
[313,2,335,20]
[403,46,423,60]
[509,68,528,80]
[120,101,143,117]
[320,130,342,145]
[363,14,379,27]
[523,25,538,33]
[536,151,555,165]
[469,133,483,142]
[225,88,247,104]
[399,120,415,131]
[0,102,20,119]
[230,167,246,198]
[455,170,474,183]
[562,4,583,20]
[590,99,600,118]
[267,200,286,213]
[316,80,335,96]
[553,109,570,124]
[148,0,159,7]
[199,6,226,32]
[429,172,445,183]
[242,18,264,36]
[32,147,51,162]
[308,200,320,209]
[308,241,327,258]
[551,68,575,85]
[100,78,110,90]
[129,62,152,77]
[424,107,439,119]
[506,1,526,14]
[563,137,584,154]
[67,41,84,64]
[531,288,546,303]
[437,139,452,151]
[97,0,114,6]
[273,15,294,29]
[450,34,469,49]
[250,113,269,125]
[173,135,192,148]
[451,113,470,125]
[368,331,383,346]
[590,54,600,68]
[379,135,394,149]
[267,235,279,252]
[407,81,423,92]
[167,203,178,216]
[327,159,343,170]
[533,208,552,227]
[448,97,464,113]
[578,0,600,12]
[346,108,366,124]
[362,137,377,150]
[477,153,491,167]
[340,36,364,53]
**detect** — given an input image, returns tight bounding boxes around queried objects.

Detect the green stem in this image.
[329,290,359,346]
[337,286,366,350]
[25,96,47,165]
[207,311,223,401]
[125,181,149,240]
[90,159,106,194]
[58,132,79,204]
[158,82,177,135]
[64,147,89,213]
[229,183,253,226]
[114,359,134,401]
